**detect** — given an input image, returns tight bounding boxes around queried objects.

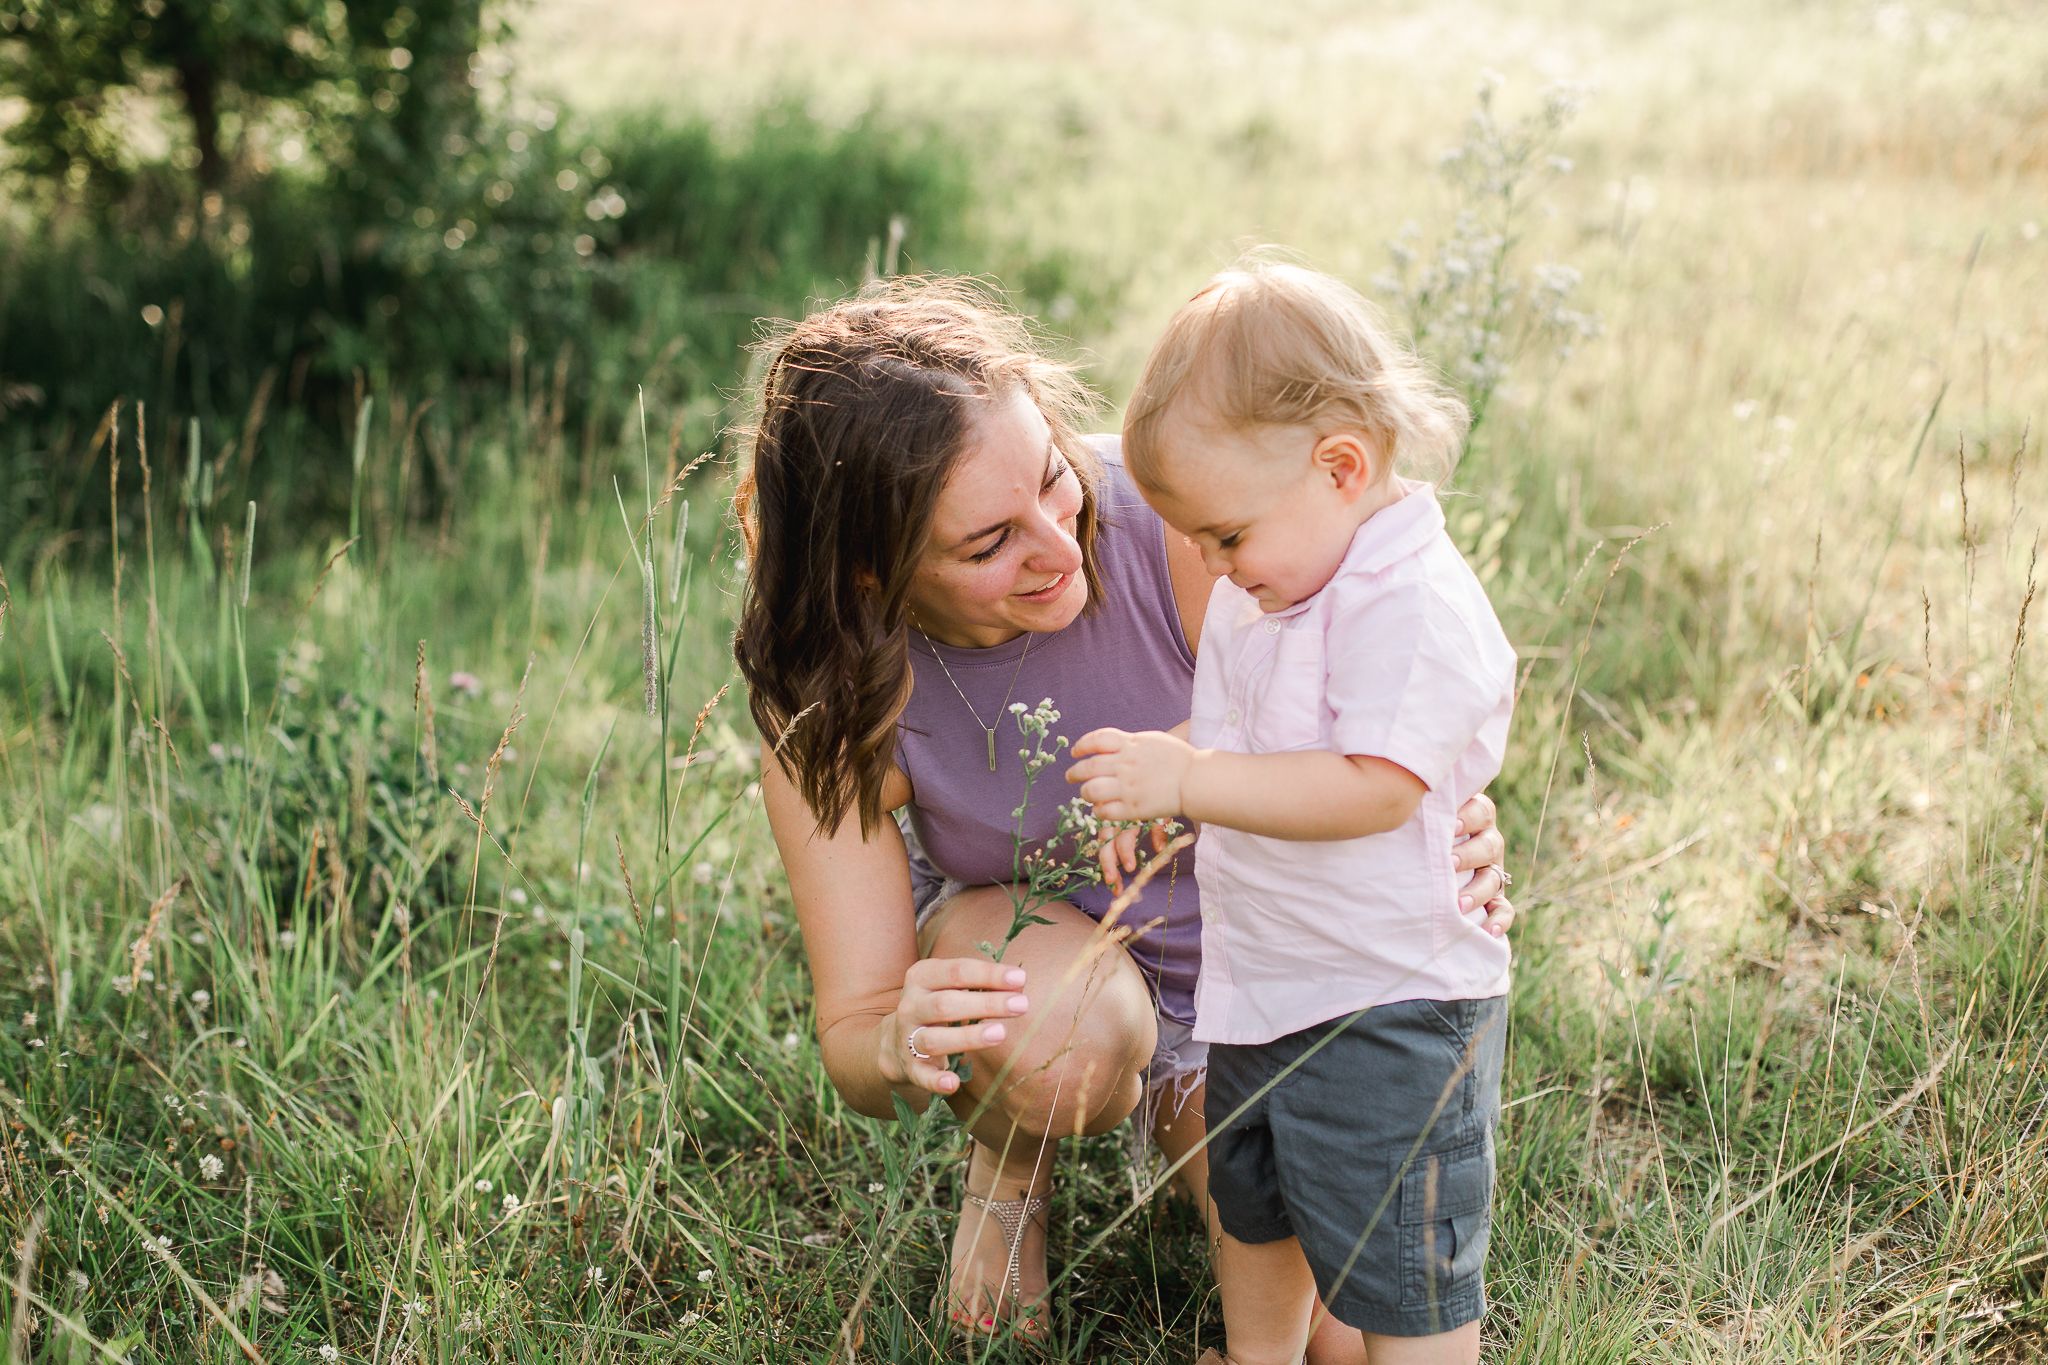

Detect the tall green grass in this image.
[1,347,2042,1363]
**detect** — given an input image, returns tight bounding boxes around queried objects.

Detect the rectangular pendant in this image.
[986,728,997,771]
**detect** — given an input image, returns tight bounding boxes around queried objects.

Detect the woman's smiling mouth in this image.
[1014,572,1069,601]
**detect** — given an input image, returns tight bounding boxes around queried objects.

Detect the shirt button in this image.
[1202,908,1218,924]
[1264,618,1281,635]
[1225,707,1241,726]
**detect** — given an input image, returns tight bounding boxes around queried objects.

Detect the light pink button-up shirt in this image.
[1189,481,1516,1046]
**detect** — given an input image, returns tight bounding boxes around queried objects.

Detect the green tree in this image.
[0,0,496,213]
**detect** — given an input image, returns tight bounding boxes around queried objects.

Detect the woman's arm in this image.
[761,749,1031,1118]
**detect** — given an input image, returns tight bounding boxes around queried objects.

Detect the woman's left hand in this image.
[1453,793,1514,936]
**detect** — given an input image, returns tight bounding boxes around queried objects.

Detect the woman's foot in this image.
[947,1140,1054,1339]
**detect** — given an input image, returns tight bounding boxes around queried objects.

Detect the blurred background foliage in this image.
[0,0,987,545]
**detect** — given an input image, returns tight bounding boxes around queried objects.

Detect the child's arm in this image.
[1066,728,1425,841]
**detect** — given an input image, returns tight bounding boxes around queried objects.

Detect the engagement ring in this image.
[906,1026,933,1061]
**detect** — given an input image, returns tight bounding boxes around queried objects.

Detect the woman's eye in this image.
[1040,458,1069,493]
[969,533,1009,564]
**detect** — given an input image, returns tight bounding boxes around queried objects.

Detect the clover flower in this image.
[199,1154,224,1179]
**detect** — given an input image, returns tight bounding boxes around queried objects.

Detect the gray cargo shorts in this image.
[1205,994,1507,1338]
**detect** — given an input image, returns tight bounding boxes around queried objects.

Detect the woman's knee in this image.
[921,888,1160,1135]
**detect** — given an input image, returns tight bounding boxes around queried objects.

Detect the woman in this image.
[734,280,1511,1351]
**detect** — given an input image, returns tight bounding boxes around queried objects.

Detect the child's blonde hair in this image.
[1123,255,1469,489]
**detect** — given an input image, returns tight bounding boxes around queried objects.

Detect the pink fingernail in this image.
[1460,895,1475,911]
[1004,969,1026,987]
[1009,995,1029,1013]
[983,1023,1006,1043]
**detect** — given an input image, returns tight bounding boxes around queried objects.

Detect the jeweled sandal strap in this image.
[963,1190,1051,1308]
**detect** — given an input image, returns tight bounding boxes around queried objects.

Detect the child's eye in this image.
[1218,531,1244,549]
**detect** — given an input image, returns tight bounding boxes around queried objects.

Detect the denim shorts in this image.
[1205,994,1507,1338]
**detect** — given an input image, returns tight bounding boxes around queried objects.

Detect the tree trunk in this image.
[175,56,224,190]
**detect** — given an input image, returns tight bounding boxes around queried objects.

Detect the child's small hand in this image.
[1066,728,1194,824]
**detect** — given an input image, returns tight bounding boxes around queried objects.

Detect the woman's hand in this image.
[1454,792,1514,937]
[882,958,1033,1097]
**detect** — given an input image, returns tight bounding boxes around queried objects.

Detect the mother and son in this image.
[735,257,1519,1365]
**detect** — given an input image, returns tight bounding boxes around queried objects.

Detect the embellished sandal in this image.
[943,1175,1053,1340]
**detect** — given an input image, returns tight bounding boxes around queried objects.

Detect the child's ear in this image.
[1310,432,1382,498]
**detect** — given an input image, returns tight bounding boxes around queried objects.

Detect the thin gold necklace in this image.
[911,617,1033,772]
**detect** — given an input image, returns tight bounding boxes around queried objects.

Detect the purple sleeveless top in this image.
[895,436,1203,1024]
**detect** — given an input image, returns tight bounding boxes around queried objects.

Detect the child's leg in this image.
[1156,1081,1368,1365]
[1360,1324,1480,1365]
[1215,1230,1319,1365]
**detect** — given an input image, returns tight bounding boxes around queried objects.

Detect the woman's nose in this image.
[1023,517,1084,575]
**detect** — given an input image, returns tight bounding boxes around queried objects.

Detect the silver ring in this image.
[1491,863,1513,888]
[905,1026,933,1061]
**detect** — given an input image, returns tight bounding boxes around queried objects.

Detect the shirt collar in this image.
[1340,478,1444,576]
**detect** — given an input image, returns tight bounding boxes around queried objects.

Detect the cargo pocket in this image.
[1398,1138,1493,1319]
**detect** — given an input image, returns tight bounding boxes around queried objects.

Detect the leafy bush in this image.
[0,97,973,543]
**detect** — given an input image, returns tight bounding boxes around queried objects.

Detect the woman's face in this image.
[907,387,1088,648]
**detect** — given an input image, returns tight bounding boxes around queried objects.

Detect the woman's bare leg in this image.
[1154,1080,1370,1365]
[920,886,1158,1331]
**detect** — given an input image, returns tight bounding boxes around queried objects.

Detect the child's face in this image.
[1142,405,1390,613]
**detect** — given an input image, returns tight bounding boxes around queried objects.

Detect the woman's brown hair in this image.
[733,278,1105,837]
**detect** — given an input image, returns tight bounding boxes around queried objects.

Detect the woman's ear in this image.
[1311,431,1383,498]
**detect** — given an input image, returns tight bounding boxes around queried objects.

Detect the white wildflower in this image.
[679,1311,702,1327]
[501,1192,520,1214]
[20,1012,34,1029]
[547,958,563,973]
[474,1178,492,1193]
[199,1154,225,1179]
[402,1296,429,1323]
[692,862,715,885]
[111,975,134,996]
[782,1031,800,1050]
[586,1265,606,1286]
[69,1269,88,1294]
[507,887,528,905]
[865,1181,884,1194]
[458,1309,482,1331]
[154,1235,172,1253]
[696,1268,713,1283]
[27,1039,44,1049]
[319,1346,340,1363]
[189,990,210,1006]
[277,931,298,949]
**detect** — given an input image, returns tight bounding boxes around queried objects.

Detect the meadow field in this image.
[4,0,2048,1360]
